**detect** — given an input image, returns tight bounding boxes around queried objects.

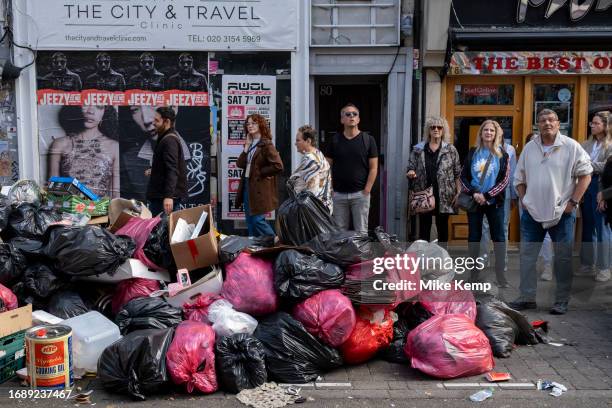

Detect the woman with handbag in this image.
[459,120,510,286]
[235,114,284,237]
[406,116,462,248]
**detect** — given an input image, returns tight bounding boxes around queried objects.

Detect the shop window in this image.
[532,84,574,137]
[454,84,514,105]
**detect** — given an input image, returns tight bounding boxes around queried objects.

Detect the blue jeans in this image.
[148,199,181,217]
[243,188,275,237]
[480,196,511,271]
[468,204,507,284]
[580,175,611,269]
[519,210,575,303]
[519,204,553,265]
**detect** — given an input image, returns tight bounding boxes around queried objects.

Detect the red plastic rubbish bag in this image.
[112,278,161,315]
[115,217,162,270]
[166,320,218,394]
[0,283,17,311]
[222,252,278,316]
[418,288,477,321]
[339,307,394,364]
[183,293,221,324]
[292,289,356,347]
[405,314,494,379]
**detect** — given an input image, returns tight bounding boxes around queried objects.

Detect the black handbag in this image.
[458,152,493,213]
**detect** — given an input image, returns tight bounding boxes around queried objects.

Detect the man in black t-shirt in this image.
[324,103,378,233]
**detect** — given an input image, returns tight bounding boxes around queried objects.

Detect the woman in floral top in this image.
[290,125,333,213]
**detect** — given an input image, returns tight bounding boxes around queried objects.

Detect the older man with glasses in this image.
[324,103,378,233]
[510,108,592,315]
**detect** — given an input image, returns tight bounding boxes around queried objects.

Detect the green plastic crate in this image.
[0,330,26,383]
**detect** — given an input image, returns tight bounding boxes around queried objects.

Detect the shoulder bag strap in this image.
[478,152,494,189]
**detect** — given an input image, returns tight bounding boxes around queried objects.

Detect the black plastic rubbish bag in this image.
[3,204,62,240]
[143,215,176,272]
[47,290,90,319]
[305,230,374,267]
[378,302,432,363]
[23,263,64,299]
[274,250,344,300]
[253,312,342,383]
[0,195,11,231]
[215,334,267,393]
[9,237,46,262]
[116,297,183,334]
[475,295,539,358]
[98,328,174,401]
[44,225,135,276]
[0,243,26,285]
[277,188,338,246]
[218,235,274,265]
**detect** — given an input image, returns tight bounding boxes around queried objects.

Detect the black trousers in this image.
[418,211,449,247]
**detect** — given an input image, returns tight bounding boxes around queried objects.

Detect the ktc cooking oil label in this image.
[26,325,74,389]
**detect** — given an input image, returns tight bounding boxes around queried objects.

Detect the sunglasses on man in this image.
[343,111,359,118]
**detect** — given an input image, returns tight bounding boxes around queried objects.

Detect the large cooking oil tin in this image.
[25,325,73,389]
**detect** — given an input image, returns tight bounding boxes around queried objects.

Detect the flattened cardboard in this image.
[168,205,219,270]
[165,267,223,308]
[78,258,170,282]
[0,305,32,338]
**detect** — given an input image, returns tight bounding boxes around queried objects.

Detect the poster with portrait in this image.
[36,51,210,207]
[220,75,276,220]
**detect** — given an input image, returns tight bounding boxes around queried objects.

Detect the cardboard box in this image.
[169,205,219,270]
[46,194,109,216]
[108,206,152,233]
[78,258,170,283]
[0,305,32,338]
[165,267,223,308]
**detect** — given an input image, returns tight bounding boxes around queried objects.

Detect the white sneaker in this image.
[595,268,611,282]
[540,264,553,281]
[575,264,595,277]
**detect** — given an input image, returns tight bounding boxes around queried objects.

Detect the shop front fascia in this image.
[12,0,306,233]
[419,0,612,243]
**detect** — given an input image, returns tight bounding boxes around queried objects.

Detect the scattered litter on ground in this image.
[469,388,493,402]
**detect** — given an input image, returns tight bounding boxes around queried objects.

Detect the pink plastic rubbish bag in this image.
[292,289,356,347]
[112,278,161,315]
[166,320,218,394]
[115,216,162,270]
[182,293,221,324]
[0,283,18,311]
[221,252,278,316]
[418,287,477,321]
[405,314,494,379]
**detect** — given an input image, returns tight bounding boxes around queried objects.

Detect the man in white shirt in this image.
[510,109,592,315]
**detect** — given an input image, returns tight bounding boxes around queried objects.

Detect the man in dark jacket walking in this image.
[146,107,187,215]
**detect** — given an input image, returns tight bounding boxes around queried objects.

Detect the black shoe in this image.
[550,302,568,315]
[508,299,537,311]
[496,281,510,288]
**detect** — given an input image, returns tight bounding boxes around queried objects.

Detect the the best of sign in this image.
[451,51,612,75]
[23,0,298,51]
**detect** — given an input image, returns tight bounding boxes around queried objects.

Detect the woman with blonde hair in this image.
[460,119,510,286]
[580,110,612,282]
[406,116,462,248]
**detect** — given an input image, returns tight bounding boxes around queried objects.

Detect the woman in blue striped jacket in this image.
[460,120,510,287]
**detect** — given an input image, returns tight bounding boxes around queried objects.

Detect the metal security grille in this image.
[311,0,400,46]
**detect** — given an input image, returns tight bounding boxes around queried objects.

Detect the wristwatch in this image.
[569,198,579,206]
